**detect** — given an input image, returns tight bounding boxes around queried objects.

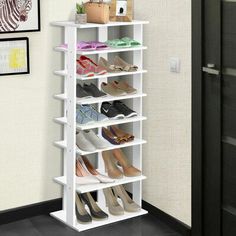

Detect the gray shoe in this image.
[103,188,124,216]
[76,131,96,152]
[83,83,107,98]
[113,185,141,212]
[83,130,108,150]
[75,194,92,224]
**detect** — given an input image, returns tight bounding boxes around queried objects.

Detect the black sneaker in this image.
[113,101,138,118]
[101,102,125,119]
[83,83,107,98]
[76,84,92,99]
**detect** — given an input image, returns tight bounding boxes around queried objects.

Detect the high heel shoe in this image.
[75,193,92,224]
[102,151,123,179]
[76,159,100,185]
[112,149,141,177]
[103,188,124,216]
[81,192,108,220]
[113,185,141,212]
[81,156,115,183]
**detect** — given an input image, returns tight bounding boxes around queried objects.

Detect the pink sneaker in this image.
[79,56,107,75]
[76,60,94,77]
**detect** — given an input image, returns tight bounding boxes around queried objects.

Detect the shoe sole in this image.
[125,113,138,118]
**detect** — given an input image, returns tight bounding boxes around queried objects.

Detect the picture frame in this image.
[0,37,30,76]
[0,0,41,34]
[110,0,133,22]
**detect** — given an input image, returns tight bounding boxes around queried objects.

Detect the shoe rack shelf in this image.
[51,20,148,232]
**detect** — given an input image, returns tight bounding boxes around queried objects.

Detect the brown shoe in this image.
[98,57,123,73]
[114,56,138,72]
[112,149,141,177]
[112,81,137,95]
[110,125,134,142]
[101,82,127,97]
[102,151,123,179]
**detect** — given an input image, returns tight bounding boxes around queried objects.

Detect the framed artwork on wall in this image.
[110,0,133,22]
[0,0,40,33]
[0,37,30,76]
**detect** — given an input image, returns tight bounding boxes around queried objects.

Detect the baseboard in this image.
[0,198,62,225]
[142,200,191,236]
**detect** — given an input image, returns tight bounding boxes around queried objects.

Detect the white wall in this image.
[0,0,191,226]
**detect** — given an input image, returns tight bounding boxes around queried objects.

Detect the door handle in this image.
[202,64,220,75]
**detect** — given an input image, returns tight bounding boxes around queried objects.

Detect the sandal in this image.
[110,126,134,142]
[102,127,126,145]
[60,42,94,51]
[106,39,130,48]
[114,56,138,72]
[88,41,109,50]
[79,56,107,75]
[98,57,123,73]
[121,37,141,47]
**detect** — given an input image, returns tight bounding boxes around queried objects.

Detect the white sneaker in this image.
[83,130,108,150]
[76,131,96,152]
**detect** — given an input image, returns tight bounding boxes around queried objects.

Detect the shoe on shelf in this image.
[113,185,141,212]
[76,131,96,152]
[102,151,123,179]
[110,125,134,142]
[112,148,141,177]
[101,102,125,120]
[76,84,92,99]
[83,130,108,150]
[113,101,138,118]
[76,59,94,77]
[101,82,127,97]
[103,188,124,216]
[114,56,138,72]
[79,56,107,75]
[81,156,114,183]
[83,83,107,98]
[102,127,126,145]
[81,192,108,220]
[112,81,137,95]
[76,193,92,224]
[78,105,109,122]
[76,109,94,125]
[76,159,100,185]
[98,57,123,73]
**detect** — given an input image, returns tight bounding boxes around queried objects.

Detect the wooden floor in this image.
[0,213,182,236]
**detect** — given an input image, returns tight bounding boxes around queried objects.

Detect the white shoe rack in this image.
[51,20,148,232]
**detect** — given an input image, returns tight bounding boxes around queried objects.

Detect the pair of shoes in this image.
[98,56,138,73]
[101,101,137,119]
[77,105,108,125]
[61,41,108,51]
[77,83,107,99]
[77,55,107,77]
[76,192,108,224]
[102,126,134,145]
[103,185,141,215]
[106,38,141,48]
[76,155,114,184]
[102,149,141,178]
[101,80,137,97]
[76,130,108,151]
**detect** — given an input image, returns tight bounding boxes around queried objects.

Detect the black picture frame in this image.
[0,0,41,34]
[0,37,30,76]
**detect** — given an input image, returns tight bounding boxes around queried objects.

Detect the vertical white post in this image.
[62,26,69,213]
[97,26,108,208]
[132,24,143,206]
[66,26,77,226]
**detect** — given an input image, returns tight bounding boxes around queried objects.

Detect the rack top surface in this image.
[51,20,149,28]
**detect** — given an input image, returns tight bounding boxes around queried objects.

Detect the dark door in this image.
[200,0,236,235]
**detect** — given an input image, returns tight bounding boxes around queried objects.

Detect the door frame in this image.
[192,0,203,235]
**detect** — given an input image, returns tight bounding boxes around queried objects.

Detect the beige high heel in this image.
[103,188,124,216]
[113,185,141,212]
[102,151,123,179]
[112,149,141,177]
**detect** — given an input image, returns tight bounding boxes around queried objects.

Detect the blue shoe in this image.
[76,109,94,125]
[78,105,109,122]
